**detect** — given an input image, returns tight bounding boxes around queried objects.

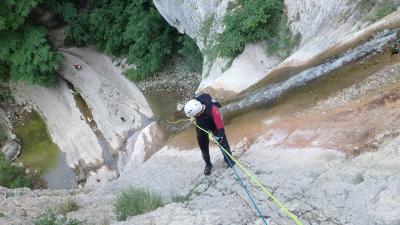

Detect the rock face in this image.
[153,0,228,50]
[2,2,400,225]
[11,47,154,170]
[1,140,20,161]
[153,0,400,101]
[12,81,103,168]
[0,108,12,139]
[60,47,153,151]
[117,121,166,174]
[1,135,399,225]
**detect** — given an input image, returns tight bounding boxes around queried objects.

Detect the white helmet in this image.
[184,99,202,117]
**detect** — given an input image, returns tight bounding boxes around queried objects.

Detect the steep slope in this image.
[2,57,400,225]
[154,0,400,102]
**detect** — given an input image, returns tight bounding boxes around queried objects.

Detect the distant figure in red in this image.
[73,64,83,71]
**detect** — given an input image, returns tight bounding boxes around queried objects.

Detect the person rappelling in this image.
[184,93,235,175]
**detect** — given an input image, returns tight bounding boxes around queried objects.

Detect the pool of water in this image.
[14,111,76,189]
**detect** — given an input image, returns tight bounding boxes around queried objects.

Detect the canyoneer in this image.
[184,93,235,175]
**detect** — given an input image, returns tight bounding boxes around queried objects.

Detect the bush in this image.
[58,199,79,215]
[214,0,284,58]
[0,153,33,188]
[0,212,4,217]
[34,211,83,225]
[177,35,203,73]
[114,187,164,221]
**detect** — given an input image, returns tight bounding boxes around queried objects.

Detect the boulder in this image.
[1,140,21,161]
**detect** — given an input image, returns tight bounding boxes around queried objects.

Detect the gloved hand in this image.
[207,132,223,143]
[213,136,223,143]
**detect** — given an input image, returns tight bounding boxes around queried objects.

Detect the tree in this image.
[0,26,61,86]
[65,0,177,81]
[0,0,61,86]
[123,1,176,80]
[0,0,43,31]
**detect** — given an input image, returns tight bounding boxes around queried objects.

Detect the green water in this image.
[14,111,76,189]
[15,111,59,172]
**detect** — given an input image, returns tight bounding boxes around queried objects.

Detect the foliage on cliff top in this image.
[0,0,61,86]
[214,0,284,58]
[62,0,180,81]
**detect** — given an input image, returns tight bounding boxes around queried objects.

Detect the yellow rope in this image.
[167,118,303,225]
[166,118,192,124]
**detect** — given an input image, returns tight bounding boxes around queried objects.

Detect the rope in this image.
[166,118,192,124]
[168,118,268,224]
[222,148,269,225]
[166,118,303,225]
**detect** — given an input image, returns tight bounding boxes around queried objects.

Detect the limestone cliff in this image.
[11,48,153,170]
[2,50,400,225]
[153,0,400,101]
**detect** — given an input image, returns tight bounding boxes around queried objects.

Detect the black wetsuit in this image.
[195,94,233,166]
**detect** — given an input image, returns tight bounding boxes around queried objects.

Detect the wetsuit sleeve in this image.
[211,105,224,130]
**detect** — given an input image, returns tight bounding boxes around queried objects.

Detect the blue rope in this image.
[221,148,269,225]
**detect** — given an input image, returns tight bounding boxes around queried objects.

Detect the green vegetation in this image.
[0,153,33,188]
[2,0,204,84]
[0,125,7,142]
[1,26,61,86]
[0,0,42,31]
[199,14,215,47]
[60,0,177,81]
[360,0,400,21]
[0,1,61,86]
[267,13,301,58]
[58,199,79,215]
[0,87,11,103]
[214,0,284,58]
[199,0,294,75]
[0,212,4,218]
[114,187,164,221]
[171,194,190,203]
[15,111,60,173]
[34,210,83,225]
[375,3,397,19]
[177,36,203,73]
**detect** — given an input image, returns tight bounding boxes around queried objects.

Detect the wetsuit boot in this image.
[204,164,213,175]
